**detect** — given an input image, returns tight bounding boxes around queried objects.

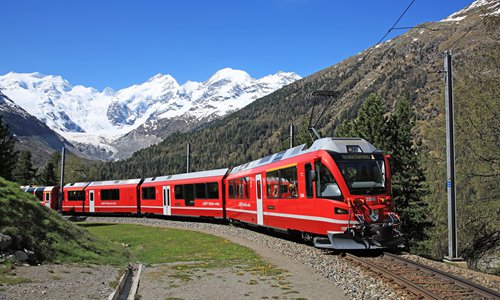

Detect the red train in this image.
[27,138,405,250]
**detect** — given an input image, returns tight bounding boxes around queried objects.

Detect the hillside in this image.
[95,1,498,178]
[0,177,125,264]
[92,1,499,269]
[0,91,75,165]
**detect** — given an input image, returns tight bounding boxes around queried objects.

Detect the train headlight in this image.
[334,207,349,214]
[370,210,379,222]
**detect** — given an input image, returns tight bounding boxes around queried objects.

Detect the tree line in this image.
[0,116,59,186]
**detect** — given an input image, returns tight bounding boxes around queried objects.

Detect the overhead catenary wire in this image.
[374,0,417,47]
[447,14,487,52]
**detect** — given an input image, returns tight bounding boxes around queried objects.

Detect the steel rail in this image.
[383,252,500,299]
[345,253,441,299]
[347,252,500,300]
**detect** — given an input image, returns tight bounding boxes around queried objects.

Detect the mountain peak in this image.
[207,68,251,84]
[441,0,500,22]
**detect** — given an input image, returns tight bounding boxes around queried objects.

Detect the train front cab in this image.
[226,138,404,250]
[141,169,228,219]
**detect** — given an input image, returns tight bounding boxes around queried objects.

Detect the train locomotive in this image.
[27,137,405,250]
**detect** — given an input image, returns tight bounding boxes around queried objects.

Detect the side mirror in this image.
[310,170,317,182]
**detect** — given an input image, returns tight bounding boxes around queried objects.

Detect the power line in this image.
[448,14,486,51]
[374,0,417,47]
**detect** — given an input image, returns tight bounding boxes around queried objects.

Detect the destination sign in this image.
[340,154,373,160]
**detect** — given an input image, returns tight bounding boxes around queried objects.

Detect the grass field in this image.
[81,223,280,275]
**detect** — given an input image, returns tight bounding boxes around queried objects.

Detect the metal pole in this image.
[290,124,294,149]
[444,51,459,260]
[186,143,191,173]
[58,147,65,212]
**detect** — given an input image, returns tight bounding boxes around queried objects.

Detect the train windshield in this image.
[332,153,386,195]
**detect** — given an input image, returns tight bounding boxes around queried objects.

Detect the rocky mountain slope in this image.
[0,69,300,160]
[0,91,77,165]
[95,0,498,176]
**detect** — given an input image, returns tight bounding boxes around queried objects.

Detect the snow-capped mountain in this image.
[0,90,77,165]
[0,69,300,159]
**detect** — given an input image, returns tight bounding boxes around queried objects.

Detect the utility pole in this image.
[186,143,191,173]
[444,51,461,262]
[58,147,65,212]
[289,124,294,149]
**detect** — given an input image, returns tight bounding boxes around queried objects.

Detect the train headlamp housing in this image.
[334,207,349,215]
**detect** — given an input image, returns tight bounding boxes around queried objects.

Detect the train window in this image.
[266,167,298,199]
[228,178,249,199]
[35,189,44,201]
[68,191,85,201]
[315,162,342,200]
[206,182,219,199]
[45,193,50,201]
[174,185,184,199]
[280,166,298,199]
[101,189,120,201]
[305,163,313,198]
[240,177,250,199]
[142,187,156,200]
[266,170,280,199]
[257,180,261,199]
[229,180,239,199]
[195,183,206,199]
[184,184,195,206]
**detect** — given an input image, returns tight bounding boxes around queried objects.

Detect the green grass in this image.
[0,177,127,264]
[82,223,275,270]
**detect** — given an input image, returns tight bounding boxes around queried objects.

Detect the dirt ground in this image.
[137,230,346,299]
[0,228,346,300]
[0,264,119,300]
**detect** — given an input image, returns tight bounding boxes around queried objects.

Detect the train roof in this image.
[64,182,90,188]
[43,186,57,192]
[87,178,142,187]
[230,137,380,174]
[143,168,229,184]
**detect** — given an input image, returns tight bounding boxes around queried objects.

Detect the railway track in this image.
[345,252,499,299]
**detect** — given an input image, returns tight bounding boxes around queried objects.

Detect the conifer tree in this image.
[335,93,388,149]
[387,98,431,251]
[14,150,37,185]
[0,116,18,181]
[40,161,57,185]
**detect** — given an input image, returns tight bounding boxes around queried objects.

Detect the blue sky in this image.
[1,0,473,90]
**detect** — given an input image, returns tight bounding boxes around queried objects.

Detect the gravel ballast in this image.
[2,215,498,299]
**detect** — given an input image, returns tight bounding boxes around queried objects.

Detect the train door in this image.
[256,174,264,225]
[163,186,171,216]
[45,192,51,208]
[89,190,95,213]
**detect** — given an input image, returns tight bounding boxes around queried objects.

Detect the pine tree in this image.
[13,150,37,185]
[40,161,57,185]
[335,93,388,150]
[387,98,431,251]
[0,116,18,181]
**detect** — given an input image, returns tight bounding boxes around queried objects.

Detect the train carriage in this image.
[62,182,90,213]
[22,186,59,210]
[226,137,403,250]
[41,186,59,210]
[141,169,228,219]
[85,179,143,214]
